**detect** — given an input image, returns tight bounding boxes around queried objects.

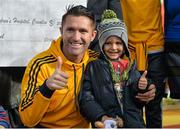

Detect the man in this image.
[19,5,97,128]
[19,4,156,128]
[120,0,166,127]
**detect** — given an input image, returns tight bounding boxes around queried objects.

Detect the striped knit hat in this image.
[97,10,129,57]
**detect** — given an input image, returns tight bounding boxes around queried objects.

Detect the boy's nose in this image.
[111,43,118,49]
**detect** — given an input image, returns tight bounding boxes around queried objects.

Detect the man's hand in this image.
[138,70,148,90]
[135,84,156,102]
[46,56,69,90]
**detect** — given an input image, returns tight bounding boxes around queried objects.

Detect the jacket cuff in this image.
[39,80,55,98]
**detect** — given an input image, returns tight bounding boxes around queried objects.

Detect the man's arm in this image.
[135,84,156,102]
[19,62,52,127]
[19,56,68,127]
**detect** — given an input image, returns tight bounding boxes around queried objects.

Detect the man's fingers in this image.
[48,81,68,90]
[56,56,62,70]
[136,87,156,102]
[60,71,69,79]
[148,84,156,91]
[54,73,68,83]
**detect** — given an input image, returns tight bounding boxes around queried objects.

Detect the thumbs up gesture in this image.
[138,70,148,90]
[46,56,69,90]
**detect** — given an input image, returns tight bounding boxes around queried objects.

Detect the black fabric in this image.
[79,54,146,128]
[0,67,25,109]
[87,0,123,52]
[165,43,180,99]
[0,67,25,127]
[143,52,166,128]
[39,80,55,98]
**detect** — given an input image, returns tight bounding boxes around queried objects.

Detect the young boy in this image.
[79,10,151,128]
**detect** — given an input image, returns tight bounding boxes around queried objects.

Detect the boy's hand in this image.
[95,121,104,128]
[138,70,148,90]
[94,115,123,128]
[94,115,112,128]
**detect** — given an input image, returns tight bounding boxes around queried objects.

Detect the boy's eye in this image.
[116,42,123,45]
[105,42,111,45]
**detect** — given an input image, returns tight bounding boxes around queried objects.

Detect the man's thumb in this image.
[141,70,147,78]
[56,56,62,70]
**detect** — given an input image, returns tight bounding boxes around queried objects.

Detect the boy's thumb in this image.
[141,70,147,78]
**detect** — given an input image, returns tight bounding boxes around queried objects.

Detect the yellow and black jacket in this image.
[19,37,98,128]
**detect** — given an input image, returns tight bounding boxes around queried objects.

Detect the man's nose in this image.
[72,31,81,41]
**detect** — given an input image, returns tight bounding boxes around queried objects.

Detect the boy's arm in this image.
[79,63,106,123]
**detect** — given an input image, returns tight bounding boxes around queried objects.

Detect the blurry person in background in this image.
[0,105,11,128]
[87,0,123,52]
[120,0,166,128]
[164,0,180,99]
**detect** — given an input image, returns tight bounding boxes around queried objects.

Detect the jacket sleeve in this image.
[19,59,54,127]
[79,63,106,122]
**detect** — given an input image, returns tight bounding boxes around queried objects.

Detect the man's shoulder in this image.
[88,49,100,62]
[27,50,56,67]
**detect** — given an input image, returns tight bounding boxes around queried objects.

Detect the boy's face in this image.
[103,36,124,61]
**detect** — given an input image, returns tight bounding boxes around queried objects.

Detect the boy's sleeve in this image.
[79,63,106,123]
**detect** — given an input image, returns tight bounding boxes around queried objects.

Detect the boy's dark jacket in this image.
[79,53,146,128]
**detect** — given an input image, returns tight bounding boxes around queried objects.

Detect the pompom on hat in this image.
[97,10,129,57]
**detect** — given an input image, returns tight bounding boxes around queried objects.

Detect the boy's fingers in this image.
[141,70,147,78]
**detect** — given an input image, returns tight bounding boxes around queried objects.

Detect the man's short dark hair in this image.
[61,5,96,29]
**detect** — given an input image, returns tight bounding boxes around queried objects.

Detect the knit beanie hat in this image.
[98,10,129,57]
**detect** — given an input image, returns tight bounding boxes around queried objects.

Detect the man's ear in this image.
[91,30,97,42]
[60,27,63,35]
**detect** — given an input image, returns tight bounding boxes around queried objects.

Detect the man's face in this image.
[103,36,124,61]
[61,15,96,63]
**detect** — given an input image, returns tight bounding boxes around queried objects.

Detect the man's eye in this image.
[67,29,74,32]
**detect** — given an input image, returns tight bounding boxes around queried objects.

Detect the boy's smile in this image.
[103,36,125,61]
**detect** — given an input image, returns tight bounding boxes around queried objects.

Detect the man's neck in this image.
[67,55,83,63]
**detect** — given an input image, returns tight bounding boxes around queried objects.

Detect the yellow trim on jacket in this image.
[19,37,99,128]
